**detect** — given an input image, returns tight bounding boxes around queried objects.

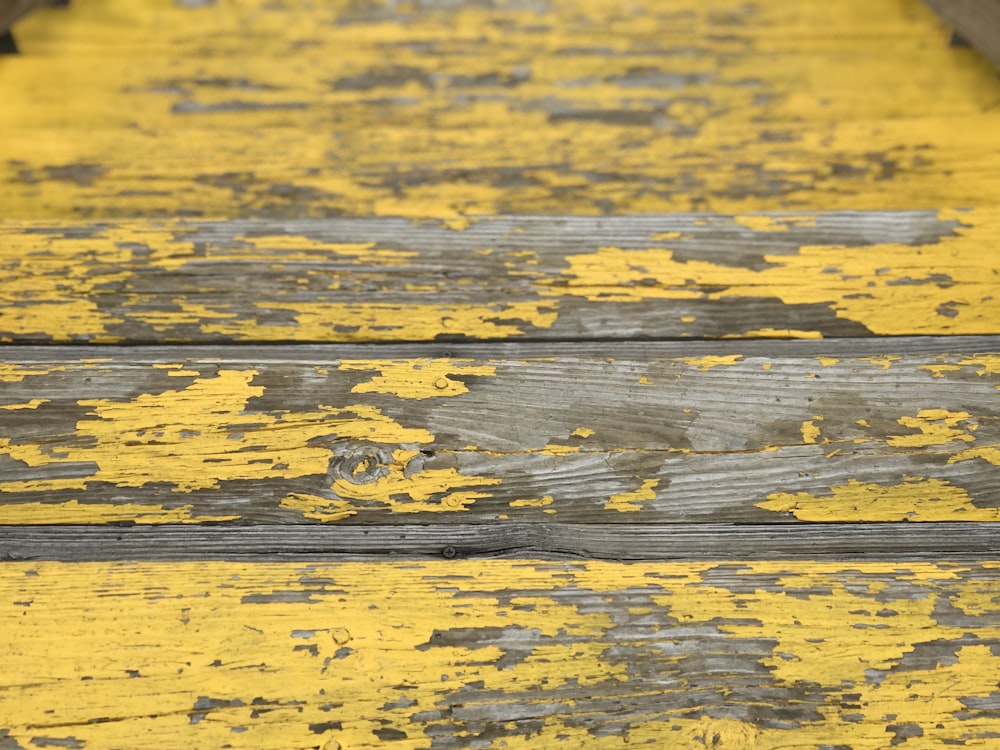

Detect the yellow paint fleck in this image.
[801,416,824,444]
[680,315,697,323]
[0,363,66,382]
[815,357,839,367]
[958,354,1000,376]
[949,445,1000,466]
[571,427,594,438]
[539,443,580,456]
[650,231,683,240]
[862,355,900,371]
[442,216,477,231]
[734,215,790,232]
[733,328,823,339]
[761,363,772,371]
[339,359,496,400]
[605,478,659,512]
[920,364,962,379]
[679,355,743,371]
[0,399,49,410]
[856,419,870,427]
[758,477,997,521]
[509,496,554,508]
[638,375,651,385]
[887,409,976,448]
[278,493,358,523]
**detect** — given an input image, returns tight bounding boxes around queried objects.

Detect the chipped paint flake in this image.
[340,359,496,400]
[887,409,976,448]
[679,355,743,371]
[605,478,659,512]
[759,478,998,521]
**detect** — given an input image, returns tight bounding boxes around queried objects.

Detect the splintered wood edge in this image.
[1,523,997,561]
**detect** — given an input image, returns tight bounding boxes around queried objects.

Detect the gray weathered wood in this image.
[926,0,1000,68]
[2,523,997,561]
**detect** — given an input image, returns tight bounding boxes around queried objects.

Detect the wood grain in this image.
[2,340,997,525]
[2,560,999,749]
[2,523,999,562]
[3,211,999,343]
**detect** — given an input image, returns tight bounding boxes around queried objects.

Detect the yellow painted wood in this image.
[0,0,998,219]
[2,211,998,342]
[2,352,997,523]
[1,560,999,749]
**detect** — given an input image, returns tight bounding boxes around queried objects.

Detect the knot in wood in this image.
[328,445,391,485]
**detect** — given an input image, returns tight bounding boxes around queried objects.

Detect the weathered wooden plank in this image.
[2,523,999,562]
[3,0,1000,219]
[2,211,999,342]
[1,560,999,748]
[926,0,1000,68]
[2,342,997,525]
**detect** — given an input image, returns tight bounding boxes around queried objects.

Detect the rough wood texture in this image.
[926,0,1000,68]
[3,211,999,343]
[2,341,997,525]
[3,0,1000,219]
[3,523,999,562]
[2,560,999,749]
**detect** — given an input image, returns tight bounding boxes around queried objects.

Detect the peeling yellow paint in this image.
[0,370,434,495]
[571,427,595,438]
[539,443,581,456]
[605,478,659,512]
[1,560,998,748]
[0,399,49,410]
[547,214,1000,337]
[949,445,1000,466]
[801,416,824,444]
[340,359,496,400]
[509,496,554,508]
[679,355,743,371]
[0,500,239,525]
[278,492,358,523]
[0,363,66,382]
[758,477,997,521]
[816,357,839,367]
[888,409,976,448]
[733,215,790,232]
[862,355,900,371]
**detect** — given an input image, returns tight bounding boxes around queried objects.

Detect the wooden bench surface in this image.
[1,0,999,748]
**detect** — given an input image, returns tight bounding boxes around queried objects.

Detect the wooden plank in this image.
[926,0,1000,68]
[2,523,999,562]
[3,0,1000,219]
[1,560,999,748]
[2,211,999,342]
[2,341,997,525]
